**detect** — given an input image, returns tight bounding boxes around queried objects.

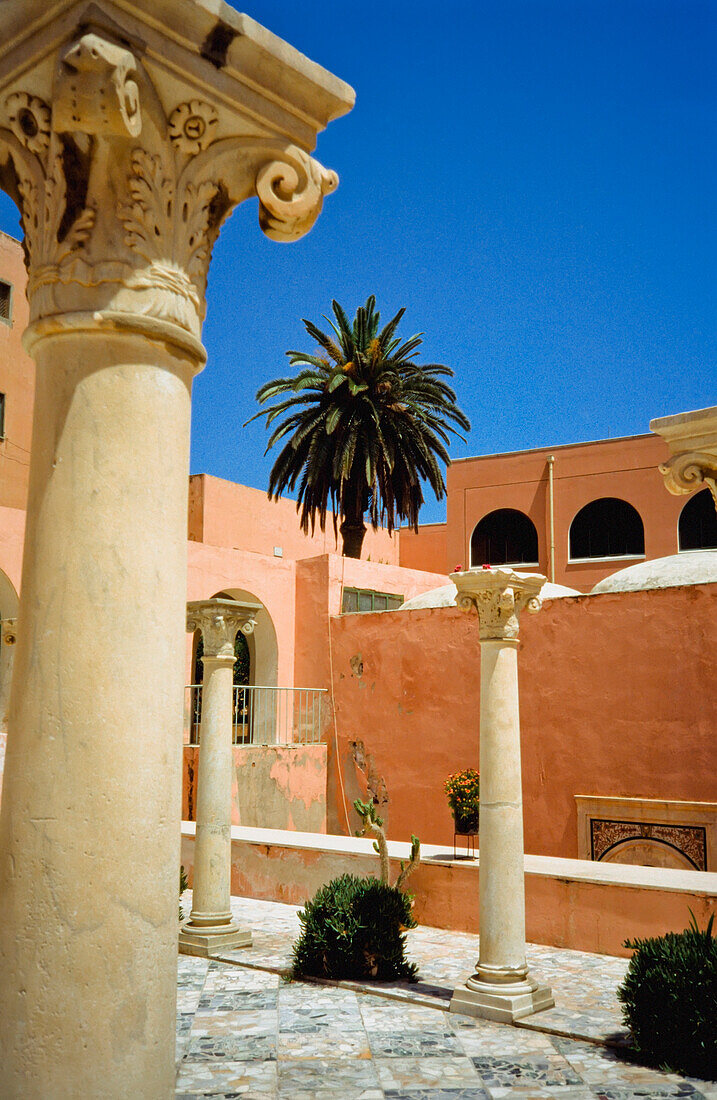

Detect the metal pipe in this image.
[547,455,556,583]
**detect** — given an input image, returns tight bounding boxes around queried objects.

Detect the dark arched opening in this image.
[678,488,717,551]
[569,497,644,560]
[470,508,539,567]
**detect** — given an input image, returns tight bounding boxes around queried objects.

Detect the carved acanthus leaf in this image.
[14,138,95,297]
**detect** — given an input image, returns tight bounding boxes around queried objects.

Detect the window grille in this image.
[342,587,404,613]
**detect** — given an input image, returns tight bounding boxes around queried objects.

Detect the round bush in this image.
[617,913,717,1079]
[291,873,418,983]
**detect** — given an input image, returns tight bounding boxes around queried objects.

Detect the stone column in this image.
[650,405,717,510]
[0,6,353,1097]
[181,599,259,956]
[449,567,554,1023]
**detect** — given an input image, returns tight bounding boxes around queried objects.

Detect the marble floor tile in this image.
[176,1057,277,1095]
[173,895,711,1099]
[375,1055,481,1090]
[277,1056,381,1095]
[471,1052,585,1088]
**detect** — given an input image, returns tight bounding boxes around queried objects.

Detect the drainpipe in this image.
[547,455,556,584]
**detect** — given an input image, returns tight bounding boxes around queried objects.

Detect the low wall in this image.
[180,823,717,958]
[183,745,327,833]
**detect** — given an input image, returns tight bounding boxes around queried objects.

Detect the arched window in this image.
[470,508,539,567]
[678,488,717,551]
[569,497,644,560]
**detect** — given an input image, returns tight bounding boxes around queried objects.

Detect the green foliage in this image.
[179,864,189,922]
[246,296,470,556]
[291,873,418,983]
[617,911,717,1078]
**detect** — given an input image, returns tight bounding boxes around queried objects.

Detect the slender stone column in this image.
[449,567,554,1023]
[181,599,260,956]
[0,6,353,1097]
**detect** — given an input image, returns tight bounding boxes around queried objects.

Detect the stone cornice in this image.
[186,598,261,658]
[450,567,546,641]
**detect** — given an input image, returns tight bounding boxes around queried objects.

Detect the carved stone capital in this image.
[186,598,261,659]
[651,406,717,510]
[451,568,546,641]
[0,6,353,340]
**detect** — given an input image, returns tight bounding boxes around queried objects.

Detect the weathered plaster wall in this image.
[326,585,717,857]
[293,554,449,834]
[183,745,327,833]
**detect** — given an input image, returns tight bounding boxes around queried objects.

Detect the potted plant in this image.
[444,768,480,834]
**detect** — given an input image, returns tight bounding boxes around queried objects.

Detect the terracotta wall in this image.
[0,233,33,512]
[188,473,401,564]
[445,435,685,591]
[325,585,717,858]
[399,522,448,574]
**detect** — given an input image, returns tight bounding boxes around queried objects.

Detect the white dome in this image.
[591,550,717,594]
[400,579,581,611]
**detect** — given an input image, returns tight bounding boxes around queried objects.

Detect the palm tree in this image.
[247,296,470,558]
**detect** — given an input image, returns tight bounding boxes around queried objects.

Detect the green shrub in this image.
[291,873,418,983]
[617,912,717,1079]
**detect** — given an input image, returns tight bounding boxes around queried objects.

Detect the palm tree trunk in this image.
[340,520,367,559]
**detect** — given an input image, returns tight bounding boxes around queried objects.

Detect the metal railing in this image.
[184,684,327,747]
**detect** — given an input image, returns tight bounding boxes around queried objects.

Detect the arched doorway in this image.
[0,567,19,741]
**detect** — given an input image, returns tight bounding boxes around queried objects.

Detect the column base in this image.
[178,921,252,958]
[450,975,554,1023]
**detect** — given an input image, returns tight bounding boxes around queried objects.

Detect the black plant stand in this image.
[453,831,478,860]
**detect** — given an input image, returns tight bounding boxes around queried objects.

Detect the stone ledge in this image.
[181,821,717,896]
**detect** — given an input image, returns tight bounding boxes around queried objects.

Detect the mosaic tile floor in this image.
[176,894,716,1099]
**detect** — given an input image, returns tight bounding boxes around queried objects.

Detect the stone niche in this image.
[576,795,717,871]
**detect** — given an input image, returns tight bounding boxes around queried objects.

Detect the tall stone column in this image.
[449,567,554,1023]
[0,5,353,1097]
[181,599,259,956]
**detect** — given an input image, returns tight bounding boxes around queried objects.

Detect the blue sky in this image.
[1,0,714,523]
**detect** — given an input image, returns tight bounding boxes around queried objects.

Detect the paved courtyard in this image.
[175,896,715,1098]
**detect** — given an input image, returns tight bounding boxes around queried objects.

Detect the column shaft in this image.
[477,639,528,980]
[190,655,235,927]
[0,328,193,1099]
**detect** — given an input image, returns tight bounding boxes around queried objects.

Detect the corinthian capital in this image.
[451,567,545,641]
[0,3,354,339]
[187,599,261,659]
[651,406,717,509]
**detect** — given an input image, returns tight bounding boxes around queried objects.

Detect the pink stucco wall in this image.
[189,473,401,564]
[325,585,717,859]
